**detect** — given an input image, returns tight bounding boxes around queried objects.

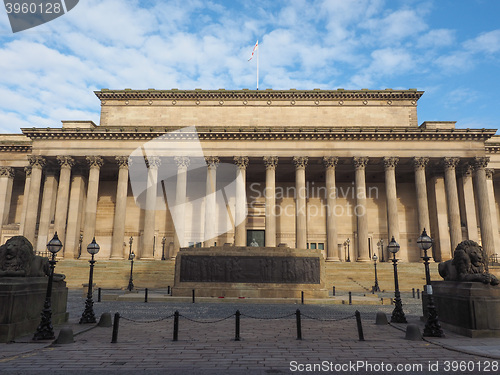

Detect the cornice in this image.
[486,143,500,154]
[95,89,424,101]
[20,126,497,142]
[0,143,32,153]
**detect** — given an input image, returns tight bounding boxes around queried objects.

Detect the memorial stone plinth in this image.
[173,246,328,298]
[432,281,500,338]
[0,277,68,342]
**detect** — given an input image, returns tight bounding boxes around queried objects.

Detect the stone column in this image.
[354,157,370,261]
[263,156,278,247]
[461,165,479,242]
[142,156,161,259]
[204,157,219,247]
[23,156,46,245]
[36,169,58,252]
[443,157,462,251]
[234,157,249,246]
[111,156,130,259]
[294,156,308,249]
[53,156,74,249]
[473,157,495,257]
[19,166,31,235]
[323,157,339,261]
[64,169,86,258]
[413,157,431,234]
[383,157,401,259]
[81,156,103,259]
[485,169,500,254]
[0,167,15,238]
[173,156,190,255]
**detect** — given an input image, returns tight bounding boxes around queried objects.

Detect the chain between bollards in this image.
[355,310,364,341]
[111,313,120,343]
[234,310,241,341]
[296,309,302,340]
[173,310,179,341]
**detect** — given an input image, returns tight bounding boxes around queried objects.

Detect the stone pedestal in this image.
[432,281,500,337]
[0,277,68,342]
[173,247,328,298]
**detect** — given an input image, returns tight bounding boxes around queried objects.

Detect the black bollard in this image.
[349,291,352,305]
[98,287,101,303]
[412,288,415,298]
[296,309,302,340]
[301,291,304,305]
[417,289,420,299]
[111,313,120,343]
[192,289,195,303]
[167,285,171,295]
[173,311,179,341]
[355,310,365,341]
[235,310,241,341]
[332,286,335,296]
[145,288,148,303]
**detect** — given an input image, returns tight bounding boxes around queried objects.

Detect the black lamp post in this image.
[388,236,407,323]
[127,252,135,292]
[345,238,351,262]
[128,236,133,259]
[417,228,444,337]
[371,253,380,293]
[33,232,63,340]
[80,237,100,324]
[161,236,166,260]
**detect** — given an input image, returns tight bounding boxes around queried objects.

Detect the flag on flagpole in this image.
[248,40,258,61]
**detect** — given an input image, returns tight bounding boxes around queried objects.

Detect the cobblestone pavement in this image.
[0,290,499,375]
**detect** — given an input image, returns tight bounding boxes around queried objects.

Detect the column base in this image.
[109,256,125,260]
[325,257,340,262]
[356,258,371,262]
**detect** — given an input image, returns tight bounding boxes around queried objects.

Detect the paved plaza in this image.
[1,290,499,375]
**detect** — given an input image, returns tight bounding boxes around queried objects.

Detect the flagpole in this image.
[256,40,259,90]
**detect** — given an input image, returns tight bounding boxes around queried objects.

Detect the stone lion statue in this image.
[438,240,499,286]
[0,236,49,277]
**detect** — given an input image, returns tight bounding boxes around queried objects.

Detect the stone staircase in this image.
[54,259,465,292]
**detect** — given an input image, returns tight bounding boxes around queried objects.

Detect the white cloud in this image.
[464,29,500,54]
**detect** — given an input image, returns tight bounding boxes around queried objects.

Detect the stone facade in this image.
[0,89,499,263]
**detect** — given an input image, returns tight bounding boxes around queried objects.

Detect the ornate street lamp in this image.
[127,252,135,292]
[161,236,166,260]
[371,253,380,293]
[345,238,351,262]
[387,236,407,323]
[128,236,133,259]
[80,237,100,324]
[33,232,63,340]
[417,228,444,337]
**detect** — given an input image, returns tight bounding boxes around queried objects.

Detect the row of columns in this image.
[0,154,497,261]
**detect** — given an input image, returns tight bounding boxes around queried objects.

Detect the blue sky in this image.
[0,0,499,133]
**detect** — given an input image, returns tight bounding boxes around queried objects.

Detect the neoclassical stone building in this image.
[0,89,499,263]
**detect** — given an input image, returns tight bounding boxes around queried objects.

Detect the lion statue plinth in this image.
[0,236,49,277]
[438,240,499,286]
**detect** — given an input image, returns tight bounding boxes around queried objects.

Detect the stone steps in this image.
[56,259,450,292]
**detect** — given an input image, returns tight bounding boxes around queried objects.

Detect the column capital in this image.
[234,156,249,169]
[145,155,161,169]
[205,156,220,169]
[486,168,494,180]
[24,166,32,177]
[413,157,429,171]
[28,155,46,169]
[115,156,131,169]
[473,156,490,170]
[323,156,339,169]
[174,156,190,169]
[383,157,399,170]
[86,156,104,169]
[443,157,460,170]
[0,166,14,178]
[293,156,308,169]
[263,156,278,170]
[461,163,475,177]
[56,156,75,169]
[353,156,369,170]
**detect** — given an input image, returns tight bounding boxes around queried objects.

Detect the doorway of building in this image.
[247,230,265,247]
